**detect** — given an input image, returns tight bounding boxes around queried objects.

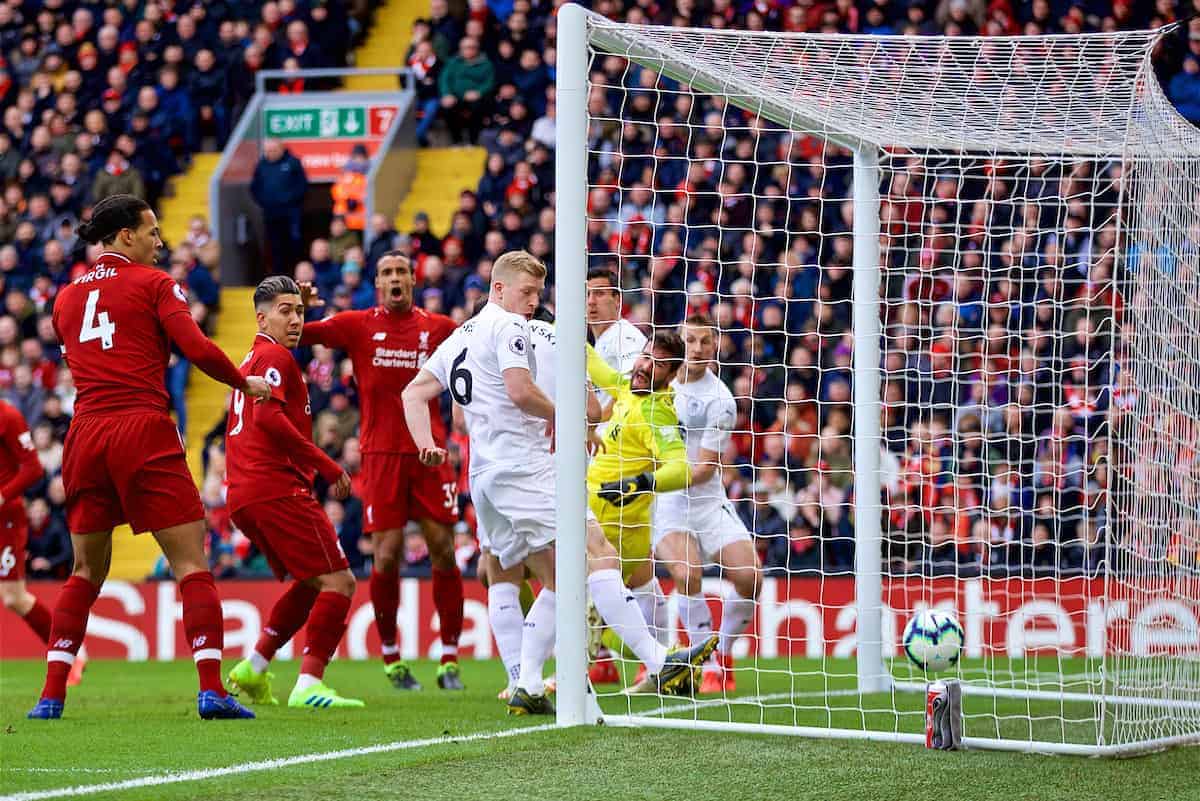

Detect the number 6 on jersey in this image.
[80,289,116,350]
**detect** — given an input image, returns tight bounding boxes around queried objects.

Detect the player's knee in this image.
[666,561,701,595]
[318,570,356,597]
[729,565,761,600]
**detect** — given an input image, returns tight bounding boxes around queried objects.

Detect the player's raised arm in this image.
[160,310,269,398]
[586,342,623,394]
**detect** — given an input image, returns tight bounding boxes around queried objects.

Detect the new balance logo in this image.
[192,635,207,648]
[53,638,73,649]
[373,332,387,341]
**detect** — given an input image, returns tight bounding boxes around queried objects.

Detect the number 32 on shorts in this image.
[442,482,457,512]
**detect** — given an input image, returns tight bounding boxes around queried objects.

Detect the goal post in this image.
[554,3,1200,756]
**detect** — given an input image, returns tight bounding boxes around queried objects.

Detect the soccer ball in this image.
[902,610,964,673]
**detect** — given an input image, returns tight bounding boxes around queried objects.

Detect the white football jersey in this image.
[671,367,737,501]
[528,319,556,401]
[423,302,547,475]
[592,318,645,405]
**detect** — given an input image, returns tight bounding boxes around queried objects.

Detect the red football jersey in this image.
[303,306,456,453]
[51,252,191,418]
[0,400,40,515]
[224,334,315,513]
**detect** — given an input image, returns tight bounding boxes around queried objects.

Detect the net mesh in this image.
[578,15,1200,753]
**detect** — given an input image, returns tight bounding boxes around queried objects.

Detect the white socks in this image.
[588,568,666,674]
[294,673,320,692]
[679,593,714,648]
[250,651,270,674]
[718,595,755,655]
[517,589,556,695]
[488,583,524,689]
[632,576,669,646]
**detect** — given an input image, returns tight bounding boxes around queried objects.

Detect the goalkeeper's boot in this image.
[198,691,256,720]
[227,658,279,705]
[588,648,620,685]
[288,681,365,709]
[585,600,605,661]
[26,699,63,720]
[436,661,465,690]
[506,687,556,716]
[385,660,422,691]
[656,634,718,696]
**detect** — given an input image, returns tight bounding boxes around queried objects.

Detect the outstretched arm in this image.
[162,313,269,398]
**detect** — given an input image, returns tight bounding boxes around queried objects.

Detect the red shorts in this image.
[232,493,349,581]
[63,413,204,535]
[0,506,27,581]
[361,452,458,533]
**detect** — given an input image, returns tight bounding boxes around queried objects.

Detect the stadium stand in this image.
[2,0,1198,581]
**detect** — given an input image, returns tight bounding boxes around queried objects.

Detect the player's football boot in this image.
[436,661,466,690]
[506,687,556,716]
[384,660,422,691]
[622,664,695,696]
[26,699,63,719]
[227,658,279,705]
[66,648,87,687]
[585,600,605,661]
[699,663,724,695]
[588,650,621,685]
[197,690,256,720]
[656,634,718,696]
[287,682,366,709]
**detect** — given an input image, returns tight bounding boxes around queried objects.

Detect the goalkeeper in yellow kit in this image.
[586,329,690,589]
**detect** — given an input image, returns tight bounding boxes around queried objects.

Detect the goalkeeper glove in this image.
[597,472,655,507]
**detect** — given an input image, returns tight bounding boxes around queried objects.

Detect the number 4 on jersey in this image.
[80,289,116,350]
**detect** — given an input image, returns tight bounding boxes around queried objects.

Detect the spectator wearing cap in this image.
[251,138,309,274]
[330,144,369,231]
[339,247,375,310]
[408,210,442,259]
[439,36,495,144]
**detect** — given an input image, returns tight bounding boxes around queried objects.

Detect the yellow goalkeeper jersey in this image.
[586,344,690,495]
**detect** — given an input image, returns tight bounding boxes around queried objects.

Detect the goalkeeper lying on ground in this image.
[586,330,691,589]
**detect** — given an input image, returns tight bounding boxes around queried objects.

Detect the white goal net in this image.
[552,6,1200,756]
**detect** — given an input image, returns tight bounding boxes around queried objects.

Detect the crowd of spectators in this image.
[5,0,1200,581]
[0,0,363,579]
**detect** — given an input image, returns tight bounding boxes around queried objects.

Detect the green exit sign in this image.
[265,107,366,139]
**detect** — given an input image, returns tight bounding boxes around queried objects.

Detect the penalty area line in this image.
[0,723,558,801]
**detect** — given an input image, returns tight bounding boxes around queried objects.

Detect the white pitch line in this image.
[0,723,558,801]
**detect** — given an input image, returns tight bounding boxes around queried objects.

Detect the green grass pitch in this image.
[1,658,1198,801]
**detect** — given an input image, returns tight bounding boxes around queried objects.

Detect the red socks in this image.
[40,576,99,702]
[22,598,52,644]
[369,568,400,664]
[300,592,351,680]
[431,565,464,664]
[179,571,225,695]
[256,582,319,661]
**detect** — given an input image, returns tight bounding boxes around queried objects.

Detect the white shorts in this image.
[652,491,751,560]
[471,460,556,570]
